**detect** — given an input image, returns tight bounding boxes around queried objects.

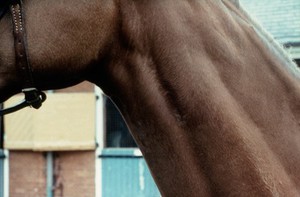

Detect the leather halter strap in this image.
[0,0,46,116]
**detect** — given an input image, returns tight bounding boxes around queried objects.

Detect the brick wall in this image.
[55,81,95,93]
[53,151,95,197]
[9,151,95,197]
[9,151,46,197]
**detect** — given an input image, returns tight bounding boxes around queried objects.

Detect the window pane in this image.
[105,97,137,148]
[0,104,3,149]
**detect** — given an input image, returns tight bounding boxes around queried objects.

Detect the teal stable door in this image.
[100,149,161,197]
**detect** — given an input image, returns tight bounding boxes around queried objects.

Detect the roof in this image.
[240,0,300,45]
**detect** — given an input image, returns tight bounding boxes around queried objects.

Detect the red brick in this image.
[9,151,46,197]
[9,151,95,197]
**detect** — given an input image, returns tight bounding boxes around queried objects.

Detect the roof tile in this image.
[240,0,300,44]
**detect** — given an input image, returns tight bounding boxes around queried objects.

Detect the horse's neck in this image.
[18,0,118,90]
[93,1,300,196]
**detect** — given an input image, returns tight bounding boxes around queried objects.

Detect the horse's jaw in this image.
[0,80,21,103]
[0,12,19,102]
[0,55,22,103]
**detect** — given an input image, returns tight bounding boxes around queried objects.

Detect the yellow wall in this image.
[4,93,96,151]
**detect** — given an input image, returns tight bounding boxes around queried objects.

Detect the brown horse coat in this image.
[1,0,300,196]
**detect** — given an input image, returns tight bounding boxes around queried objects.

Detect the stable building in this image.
[1,82,160,197]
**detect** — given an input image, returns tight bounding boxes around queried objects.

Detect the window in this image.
[104,97,137,148]
[0,104,4,197]
[0,104,3,149]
